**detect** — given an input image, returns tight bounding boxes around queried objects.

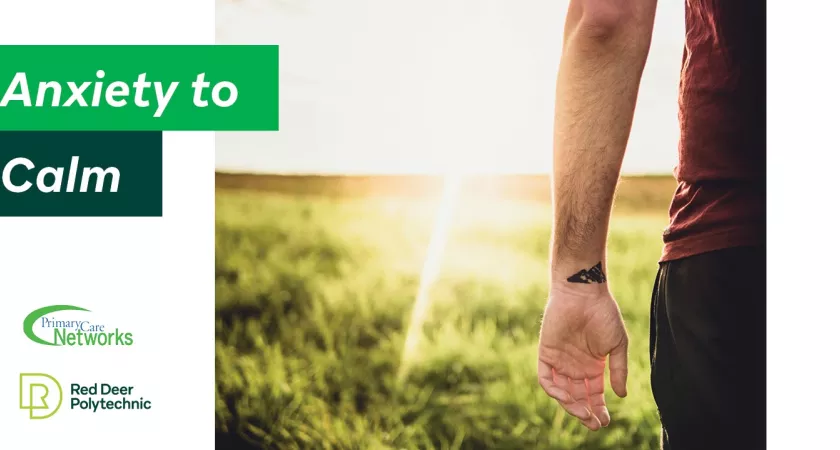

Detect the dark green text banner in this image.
[0,131,162,216]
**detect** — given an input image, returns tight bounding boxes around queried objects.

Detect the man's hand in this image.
[542,0,655,431]
[537,282,629,431]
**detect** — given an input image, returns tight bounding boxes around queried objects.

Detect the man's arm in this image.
[538,0,657,431]
[551,0,657,277]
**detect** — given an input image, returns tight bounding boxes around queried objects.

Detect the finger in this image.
[565,377,599,429]
[559,398,598,428]
[568,378,589,404]
[609,340,629,398]
[579,412,603,431]
[554,375,590,419]
[586,376,610,427]
[537,361,571,403]
[551,375,594,423]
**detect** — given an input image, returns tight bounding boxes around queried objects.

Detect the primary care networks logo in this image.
[19,373,152,419]
[23,305,134,347]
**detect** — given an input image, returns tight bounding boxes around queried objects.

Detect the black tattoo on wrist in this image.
[567,262,606,284]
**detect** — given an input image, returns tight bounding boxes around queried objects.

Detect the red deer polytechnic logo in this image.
[19,373,62,419]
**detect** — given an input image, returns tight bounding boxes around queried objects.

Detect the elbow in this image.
[570,0,653,48]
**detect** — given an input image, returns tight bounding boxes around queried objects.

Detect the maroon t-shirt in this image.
[661,1,766,262]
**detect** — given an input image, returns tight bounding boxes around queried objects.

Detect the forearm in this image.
[550,0,656,283]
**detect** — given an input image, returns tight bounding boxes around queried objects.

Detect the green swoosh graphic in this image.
[23,305,90,346]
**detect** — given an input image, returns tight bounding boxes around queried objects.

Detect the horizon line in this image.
[214,169,674,178]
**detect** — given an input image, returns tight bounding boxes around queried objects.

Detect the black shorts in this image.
[650,245,766,450]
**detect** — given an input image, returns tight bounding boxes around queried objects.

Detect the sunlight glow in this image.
[398,174,462,382]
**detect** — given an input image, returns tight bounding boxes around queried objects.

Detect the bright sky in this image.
[216,0,685,175]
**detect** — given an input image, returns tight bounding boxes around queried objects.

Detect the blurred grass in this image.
[216,175,673,450]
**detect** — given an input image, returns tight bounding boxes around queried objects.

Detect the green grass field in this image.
[215,174,675,450]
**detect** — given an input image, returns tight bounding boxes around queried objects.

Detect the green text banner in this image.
[0,45,278,131]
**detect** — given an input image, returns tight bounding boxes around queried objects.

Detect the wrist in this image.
[550,259,609,294]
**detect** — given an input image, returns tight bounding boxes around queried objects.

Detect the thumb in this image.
[608,338,628,398]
